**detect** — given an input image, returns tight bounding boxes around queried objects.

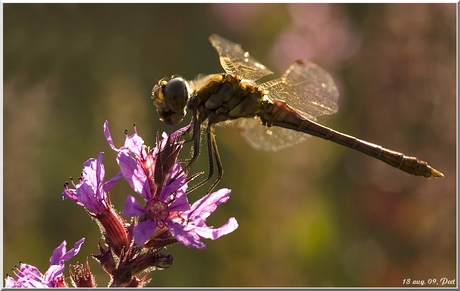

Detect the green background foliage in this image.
[4,3,456,287]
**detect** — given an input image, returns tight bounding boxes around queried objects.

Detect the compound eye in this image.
[164,77,188,113]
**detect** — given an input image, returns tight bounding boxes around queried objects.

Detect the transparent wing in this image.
[209,34,273,82]
[259,60,339,121]
[235,117,310,152]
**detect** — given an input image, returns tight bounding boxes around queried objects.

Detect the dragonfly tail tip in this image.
[429,167,444,178]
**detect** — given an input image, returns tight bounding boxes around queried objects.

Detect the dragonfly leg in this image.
[183,120,201,171]
[186,123,223,194]
[171,120,202,184]
[207,127,223,193]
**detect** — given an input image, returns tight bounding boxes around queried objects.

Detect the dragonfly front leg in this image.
[182,119,201,171]
[171,119,203,187]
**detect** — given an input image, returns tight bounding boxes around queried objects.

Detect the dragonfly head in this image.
[152,76,190,126]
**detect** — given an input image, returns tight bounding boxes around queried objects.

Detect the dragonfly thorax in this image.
[152,76,190,126]
[188,73,266,125]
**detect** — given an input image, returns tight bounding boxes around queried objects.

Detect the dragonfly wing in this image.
[259,60,339,120]
[235,117,310,152]
[209,34,274,82]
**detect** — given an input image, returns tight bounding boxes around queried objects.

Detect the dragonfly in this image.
[152,34,444,192]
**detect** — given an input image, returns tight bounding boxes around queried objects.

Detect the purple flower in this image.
[5,238,85,288]
[104,121,238,248]
[104,121,190,245]
[62,152,127,256]
[62,152,122,214]
[169,188,239,249]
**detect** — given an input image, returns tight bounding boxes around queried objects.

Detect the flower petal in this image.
[62,188,78,202]
[13,264,47,287]
[122,195,145,216]
[123,132,146,159]
[117,151,151,200]
[50,240,67,265]
[189,188,231,220]
[42,265,64,287]
[81,158,98,188]
[103,171,123,192]
[194,217,239,240]
[77,182,105,212]
[160,173,190,213]
[133,220,157,245]
[168,221,205,249]
[50,238,85,265]
[95,152,105,189]
[104,120,117,151]
[5,275,21,287]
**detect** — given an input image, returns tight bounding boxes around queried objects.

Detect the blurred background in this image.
[3,3,456,287]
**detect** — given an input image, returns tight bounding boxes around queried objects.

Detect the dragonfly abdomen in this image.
[259,100,444,178]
